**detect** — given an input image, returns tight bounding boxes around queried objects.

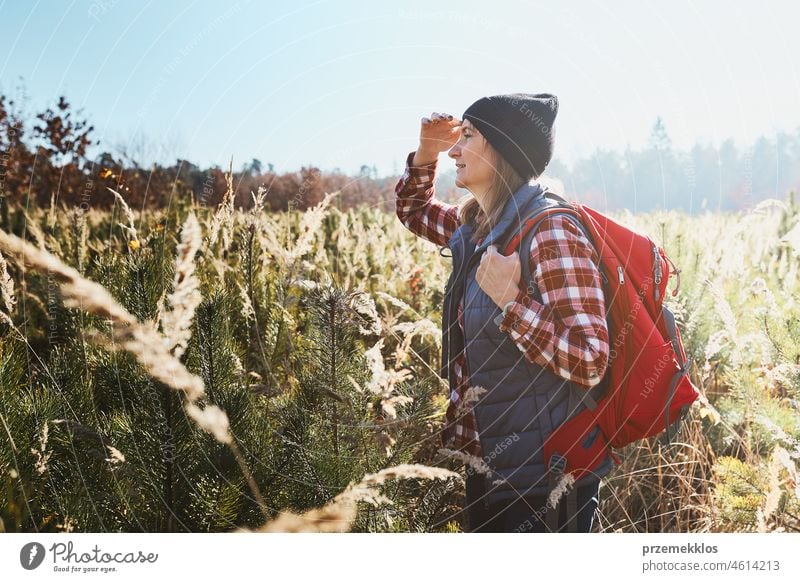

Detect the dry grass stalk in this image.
[759,445,799,532]
[348,337,413,457]
[761,450,783,530]
[208,159,235,249]
[22,210,47,249]
[105,445,126,466]
[437,447,491,475]
[391,318,442,367]
[706,278,741,362]
[107,188,139,245]
[599,416,716,532]
[0,250,15,314]
[250,185,267,215]
[285,191,338,268]
[772,446,800,499]
[288,278,320,291]
[0,228,266,512]
[361,338,413,419]
[455,386,487,418]
[0,413,16,454]
[185,401,232,445]
[246,463,459,533]
[236,280,255,321]
[0,229,204,402]
[257,217,288,266]
[30,422,51,475]
[694,391,722,425]
[375,291,412,312]
[547,473,576,509]
[86,325,206,404]
[47,191,56,229]
[350,291,382,336]
[158,212,202,357]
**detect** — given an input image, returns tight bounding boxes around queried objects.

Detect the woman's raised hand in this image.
[413,112,461,166]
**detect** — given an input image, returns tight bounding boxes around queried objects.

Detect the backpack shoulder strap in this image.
[542,190,571,205]
[516,209,590,294]
[500,191,592,253]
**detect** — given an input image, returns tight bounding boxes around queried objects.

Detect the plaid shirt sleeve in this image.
[395,150,461,246]
[498,214,609,388]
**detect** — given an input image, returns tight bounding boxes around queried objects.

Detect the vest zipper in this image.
[617,265,625,285]
[462,243,492,511]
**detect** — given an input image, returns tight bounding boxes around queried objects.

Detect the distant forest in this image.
[2,91,799,214]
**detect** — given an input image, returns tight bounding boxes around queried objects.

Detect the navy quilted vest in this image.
[440,181,614,507]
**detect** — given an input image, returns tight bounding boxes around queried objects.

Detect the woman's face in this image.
[448,119,495,199]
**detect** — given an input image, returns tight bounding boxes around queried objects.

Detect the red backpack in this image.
[499,192,700,482]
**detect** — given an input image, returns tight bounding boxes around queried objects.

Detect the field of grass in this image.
[1,184,800,532]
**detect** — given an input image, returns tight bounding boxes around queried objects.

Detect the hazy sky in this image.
[2,0,799,176]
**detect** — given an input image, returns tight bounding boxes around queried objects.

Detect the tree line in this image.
[0,92,398,214]
[2,92,798,214]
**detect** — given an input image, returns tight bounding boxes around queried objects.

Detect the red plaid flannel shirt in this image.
[395,151,609,458]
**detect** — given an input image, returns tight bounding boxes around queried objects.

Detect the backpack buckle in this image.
[548,453,567,475]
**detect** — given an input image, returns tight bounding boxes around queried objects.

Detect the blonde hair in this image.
[457,144,527,244]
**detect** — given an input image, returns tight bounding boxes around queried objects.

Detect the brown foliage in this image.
[0,92,398,214]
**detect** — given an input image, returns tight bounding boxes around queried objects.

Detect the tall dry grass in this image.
[1,186,799,532]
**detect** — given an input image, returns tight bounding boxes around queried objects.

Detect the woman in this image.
[395,93,614,532]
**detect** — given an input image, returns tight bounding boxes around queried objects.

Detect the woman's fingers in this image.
[421,114,458,129]
[419,112,461,153]
[429,112,457,124]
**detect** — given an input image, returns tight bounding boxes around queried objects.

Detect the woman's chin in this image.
[454,176,466,188]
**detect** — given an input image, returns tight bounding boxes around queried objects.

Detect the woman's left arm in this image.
[497,214,610,389]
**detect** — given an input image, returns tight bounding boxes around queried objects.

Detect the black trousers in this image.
[464,472,601,532]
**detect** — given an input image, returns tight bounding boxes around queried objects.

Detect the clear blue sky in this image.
[1,0,799,176]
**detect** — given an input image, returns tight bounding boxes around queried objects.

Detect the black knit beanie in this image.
[462,92,558,181]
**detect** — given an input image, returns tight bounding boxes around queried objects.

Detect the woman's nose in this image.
[448,144,460,159]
